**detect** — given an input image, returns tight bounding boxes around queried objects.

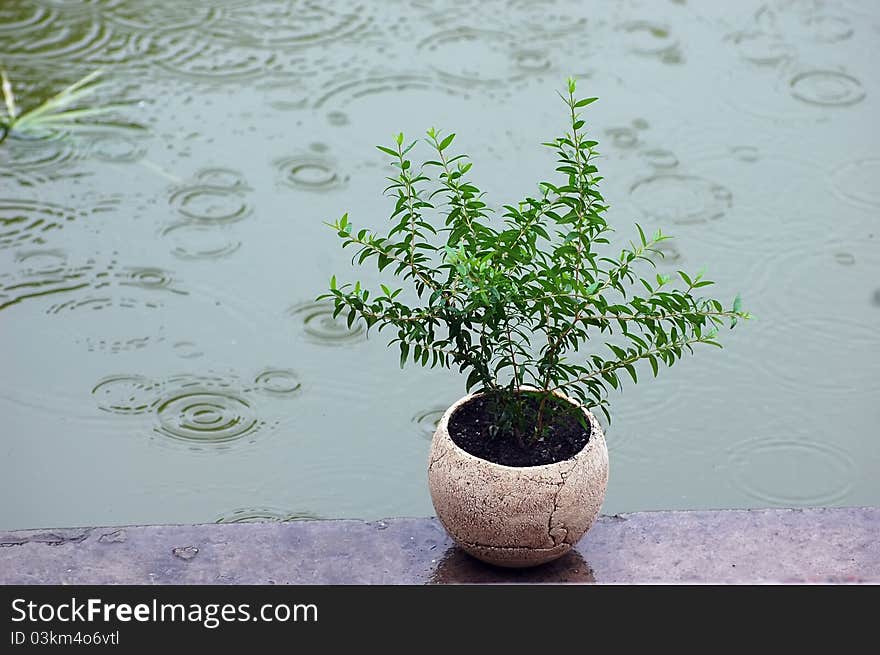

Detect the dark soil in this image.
[447,392,591,467]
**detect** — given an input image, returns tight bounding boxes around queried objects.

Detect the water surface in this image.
[1,0,878,529]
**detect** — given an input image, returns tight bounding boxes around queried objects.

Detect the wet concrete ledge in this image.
[0,507,877,584]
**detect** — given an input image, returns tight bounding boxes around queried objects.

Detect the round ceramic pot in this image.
[427,390,609,568]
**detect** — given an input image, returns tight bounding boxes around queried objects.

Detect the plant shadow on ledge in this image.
[320,78,750,567]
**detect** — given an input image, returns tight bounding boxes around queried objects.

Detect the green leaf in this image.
[574,97,598,108]
[438,133,455,151]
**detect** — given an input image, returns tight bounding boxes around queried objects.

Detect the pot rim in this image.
[434,386,605,472]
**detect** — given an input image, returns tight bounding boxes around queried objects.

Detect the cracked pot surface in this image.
[428,391,609,568]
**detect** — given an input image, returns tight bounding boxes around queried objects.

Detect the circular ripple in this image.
[288,301,366,345]
[617,19,681,63]
[730,145,760,163]
[833,252,855,266]
[88,134,146,163]
[727,30,795,65]
[505,0,587,38]
[15,248,68,274]
[0,134,78,172]
[0,14,111,62]
[605,127,638,149]
[92,374,162,415]
[830,158,880,209]
[0,199,82,250]
[154,388,260,445]
[161,222,241,260]
[413,407,446,440]
[194,167,248,190]
[727,438,855,506]
[117,266,181,293]
[789,70,865,107]
[803,14,853,42]
[84,333,164,354]
[170,186,251,223]
[173,341,205,359]
[418,29,545,85]
[618,20,678,56]
[275,156,344,191]
[215,507,318,523]
[139,29,278,82]
[327,110,349,126]
[0,4,56,33]
[314,73,462,109]
[640,148,679,168]
[652,239,684,266]
[207,1,370,48]
[629,175,733,225]
[47,291,154,313]
[746,241,880,394]
[253,368,302,396]
[103,1,218,31]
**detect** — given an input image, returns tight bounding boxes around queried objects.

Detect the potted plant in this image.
[320,78,750,568]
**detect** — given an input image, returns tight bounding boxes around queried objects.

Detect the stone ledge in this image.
[1,507,877,584]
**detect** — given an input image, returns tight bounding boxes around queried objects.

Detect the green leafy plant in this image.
[0,69,139,145]
[320,78,750,445]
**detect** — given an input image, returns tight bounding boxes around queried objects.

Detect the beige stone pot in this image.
[427,390,609,568]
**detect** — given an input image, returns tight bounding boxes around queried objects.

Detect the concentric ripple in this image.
[830,158,880,209]
[206,1,371,48]
[154,379,261,446]
[169,187,252,223]
[161,222,242,260]
[0,134,78,173]
[46,296,161,314]
[172,341,205,359]
[15,248,69,275]
[802,14,854,42]
[117,267,185,294]
[215,507,318,523]
[652,239,684,266]
[92,374,162,415]
[84,333,165,354]
[0,199,84,250]
[193,168,249,190]
[0,14,112,62]
[640,148,679,169]
[789,70,865,107]
[617,20,681,63]
[253,368,303,396]
[727,438,855,506]
[275,155,344,191]
[0,4,57,34]
[604,127,639,149]
[313,73,462,109]
[138,29,279,82]
[629,175,733,225]
[413,407,446,440]
[169,168,251,223]
[505,0,588,38]
[87,134,146,163]
[102,1,219,31]
[417,28,548,85]
[0,253,92,313]
[728,29,794,65]
[288,301,367,345]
